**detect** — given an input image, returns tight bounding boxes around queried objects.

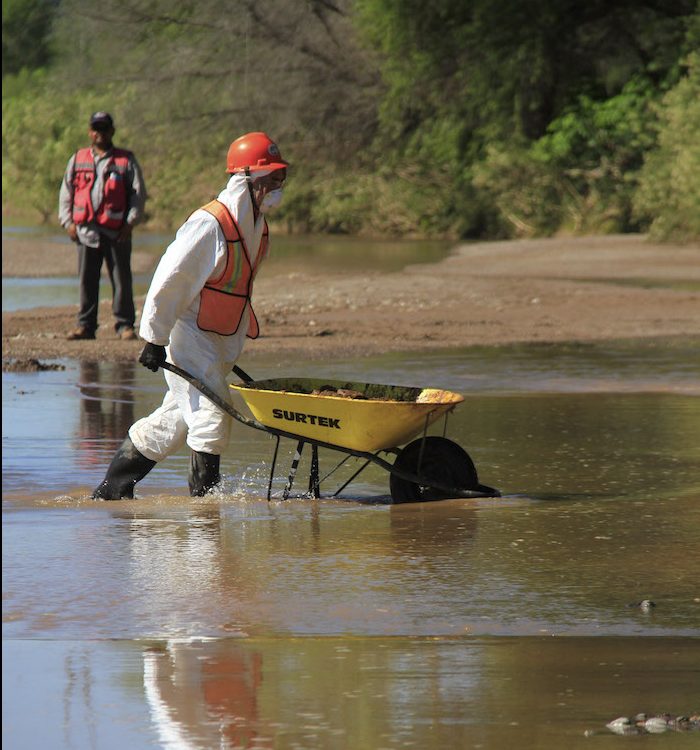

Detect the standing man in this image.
[92,132,288,499]
[59,111,147,340]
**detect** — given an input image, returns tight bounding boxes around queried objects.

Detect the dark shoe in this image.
[118,327,138,341]
[67,327,95,340]
[92,437,156,500]
[189,451,221,497]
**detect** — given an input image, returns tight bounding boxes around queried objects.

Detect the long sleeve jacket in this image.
[138,174,267,373]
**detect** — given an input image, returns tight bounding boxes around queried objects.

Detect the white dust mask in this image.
[260,188,284,212]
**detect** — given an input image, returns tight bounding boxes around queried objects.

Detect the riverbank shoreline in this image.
[3,233,699,368]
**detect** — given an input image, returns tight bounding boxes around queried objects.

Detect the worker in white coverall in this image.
[92,132,288,499]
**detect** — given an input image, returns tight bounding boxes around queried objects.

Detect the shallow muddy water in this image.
[4,637,698,749]
[1,229,450,311]
[3,339,700,748]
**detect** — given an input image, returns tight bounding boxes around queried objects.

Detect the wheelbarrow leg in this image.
[267,436,281,502]
[308,444,320,499]
[282,440,305,500]
[331,457,374,498]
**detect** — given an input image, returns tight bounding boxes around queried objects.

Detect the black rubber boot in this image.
[92,437,157,500]
[189,451,221,497]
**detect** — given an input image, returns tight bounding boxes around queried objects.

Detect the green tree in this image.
[2,0,56,73]
[24,0,383,229]
[634,52,700,241]
[357,0,695,145]
[49,0,379,165]
[3,0,699,237]
[356,0,697,236]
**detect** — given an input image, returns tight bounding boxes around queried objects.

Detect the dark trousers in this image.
[76,234,135,333]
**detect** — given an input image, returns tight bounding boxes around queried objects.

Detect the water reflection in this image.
[6,636,698,749]
[389,503,478,559]
[144,640,267,749]
[73,360,136,468]
[104,504,278,637]
[140,637,482,750]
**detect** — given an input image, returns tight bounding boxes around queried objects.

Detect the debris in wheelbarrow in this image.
[160,363,501,503]
[312,385,367,399]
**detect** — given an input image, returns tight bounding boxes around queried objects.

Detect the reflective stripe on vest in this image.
[71,147,130,230]
[196,200,269,338]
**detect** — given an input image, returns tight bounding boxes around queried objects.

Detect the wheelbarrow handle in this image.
[232,364,254,383]
[160,361,260,430]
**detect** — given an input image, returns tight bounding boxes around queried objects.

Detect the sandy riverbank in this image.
[2,233,699,367]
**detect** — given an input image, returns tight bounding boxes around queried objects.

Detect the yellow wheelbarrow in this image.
[162,362,500,503]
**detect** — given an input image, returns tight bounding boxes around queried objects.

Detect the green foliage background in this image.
[2,0,699,241]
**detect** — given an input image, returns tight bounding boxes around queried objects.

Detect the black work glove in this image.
[139,342,166,372]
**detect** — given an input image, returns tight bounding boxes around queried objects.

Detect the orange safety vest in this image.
[71,147,131,230]
[196,200,269,338]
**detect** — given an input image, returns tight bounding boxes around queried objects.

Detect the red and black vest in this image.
[71,147,131,230]
[197,200,269,338]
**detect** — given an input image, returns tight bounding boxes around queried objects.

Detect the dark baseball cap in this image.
[89,111,114,129]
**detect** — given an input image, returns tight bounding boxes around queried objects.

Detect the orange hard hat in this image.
[226,132,289,174]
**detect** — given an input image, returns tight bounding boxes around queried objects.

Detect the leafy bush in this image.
[276,162,493,239]
[473,78,660,236]
[472,145,564,237]
[634,53,700,241]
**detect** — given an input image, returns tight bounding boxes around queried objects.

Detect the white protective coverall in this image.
[129,173,265,460]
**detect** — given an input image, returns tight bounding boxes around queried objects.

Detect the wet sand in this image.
[3,233,699,366]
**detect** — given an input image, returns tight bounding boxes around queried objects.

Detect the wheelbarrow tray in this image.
[230,377,464,452]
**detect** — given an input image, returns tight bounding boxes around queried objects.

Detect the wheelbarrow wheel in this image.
[390,436,480,503]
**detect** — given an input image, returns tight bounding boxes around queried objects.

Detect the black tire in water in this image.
[389,436,480,503]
